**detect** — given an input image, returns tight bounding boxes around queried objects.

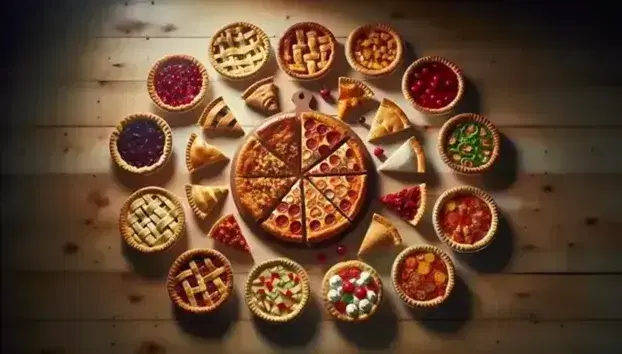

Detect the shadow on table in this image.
[335,297,398,350]
[173,286,240,339]
[121,228,188,279]
[112,151,177,191]
[455,75,481,115]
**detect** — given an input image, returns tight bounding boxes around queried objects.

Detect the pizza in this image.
[303,179,350,244]
[301,112,349,172]
[208,214,250,253]
[307,175,367,221]
[307,139,367,176]
[261,180,304,243]
[236,136,295,177]
[234,177,297,221]
[256,115,301,171]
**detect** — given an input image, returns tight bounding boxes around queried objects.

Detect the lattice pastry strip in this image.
[212,27,267,74]
[128,194,180,247]
[174,259,227,307]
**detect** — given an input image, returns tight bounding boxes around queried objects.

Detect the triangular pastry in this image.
[242,76,280,114]
[197,96,244,135]
[368,98,412,142]
[208,214,251,253]
[379,136,426,173]
[185,184,228,220]
[358,213,402,257]
[185,133,229,173]
[379,184,427,227]
[337,77,374,120]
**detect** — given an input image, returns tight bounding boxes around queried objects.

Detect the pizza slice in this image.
[379,184,427,227]
[303,179,350,244]
[308,175,367,221]
[235,136,296,177]
[208,214,250,253]
[184,184,228,220]
[301,112,349,172]
[379,136,426,174]
[307,139,367,175]
[234,177,297,221]
[357,213,402,257]
[261,180,304,243]
[368,98,412,142]
[256,115,301,171]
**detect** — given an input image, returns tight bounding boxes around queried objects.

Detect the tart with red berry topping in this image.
[392,245,455,308]
[245,258,310,322]
[433,186,499,252]
[402,56,464,115]
[147,54,209,112]
[322,260,383,322]
[208,214,251,253]
[380,184,427,227]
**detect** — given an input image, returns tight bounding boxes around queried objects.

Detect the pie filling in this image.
[439,195,492,245]
[117,119,165,168]
[281,25,333,76]
[250,265,304,316]
[380,186,422,221]
[399,252,448,301]
[352,29,399,70]
[407,61,459,109]
[211,215,249,251]
[446,122,494,167]
[326,266,379,318]
[154,58,203,107]
[174,255,228,307]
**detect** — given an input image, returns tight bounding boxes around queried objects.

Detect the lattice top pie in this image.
[119,186,185,253]
[209,22,271,80]
[278,22,336,80]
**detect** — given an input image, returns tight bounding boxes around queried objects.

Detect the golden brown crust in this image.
[235,136,295,177]
[147,54,209,112]
[197,96,244,135]
[410,183,427,227]
[185,133,228,173]
[410,137,427,173]
[167,248,233,314]
[432,186,499,253]
[337,77,375,120]
[277,22,337,80]
[372,213,402,244]
[109,112,173,176]
[346,23,404,78]
[241,76,280,114]
[437,113,501,174]
[235,177,297,221]
[368,98,412,142]
[184,184,228,220]
[241,76,274,99]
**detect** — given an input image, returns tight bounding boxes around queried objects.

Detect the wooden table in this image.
[2,1,622,353]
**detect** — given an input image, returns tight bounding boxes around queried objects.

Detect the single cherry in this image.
[336,244,347,256]
[342,281,355,293]
[354,288,367,299]
[319,87,332,101]
[373,147,384,158]
[358,116,366,124]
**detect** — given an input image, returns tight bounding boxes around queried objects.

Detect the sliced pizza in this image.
[357,213,402,257]
[308,175,367,221]
[368,98,412,142]
[301,112,349,172]
[256,115,301,171]
[234,177,297,221]
[184,184,228,220]
[307,138,367,176]
[303,179,350,244]
[379,184,427,227]
[208,214,250,253]
[235,136,295,177]
[261,180,304,243]
[379,136,426,174]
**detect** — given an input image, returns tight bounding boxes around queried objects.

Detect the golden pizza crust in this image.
[235,136,295,177]
[235,177,297,221]
[368,98,412,142]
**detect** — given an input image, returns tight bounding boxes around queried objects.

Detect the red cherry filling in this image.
[174,255,227,307]
[408,61,459,109]
[154,58,203,107]
[117,119,165,168]
[380,186,421,221]
[211,216,249,252]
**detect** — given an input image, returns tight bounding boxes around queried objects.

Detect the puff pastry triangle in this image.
[185,184,228,220]
[242,76,280,114]
[197,96,244,135]
[337,77,374,120]
[368,98,412,142]
[358,214,402,257]
[185,133,229,173]
[379,136,426,173]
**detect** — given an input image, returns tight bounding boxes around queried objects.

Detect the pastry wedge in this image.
[379,136,426,173]
[185,184,228,220]
[197,96,244,135]
[358,213,402,257]
[185,133,229,173]
[368,98,412,142]
[337,77,374,120]
[242,76,280,114]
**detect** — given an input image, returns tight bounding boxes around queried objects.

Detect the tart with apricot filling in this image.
[346,24,403,77]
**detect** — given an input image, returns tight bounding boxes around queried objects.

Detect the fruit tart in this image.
[109,112,173,175]
[167,248,234,313]
[245,258,310,322]
[392,245,455,308]
[438,113,500,174]
[380,184,427,227]
[119,186,185,253]
[147,54,209,112]
[322,260,383,322]
[402,56,464,115]
[346,24,403,78]
[433,186,499,252]
[277,22,336,80]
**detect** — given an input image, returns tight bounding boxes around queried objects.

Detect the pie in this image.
[185,133,229,173]
[307,175,367,221]
[307,139,367,176]
[301,112,348,172]
[278,22,336,80]
[119,186,185,253]
[379,136,426,174]
[368,98,412,142]
[303,179,350,244]
[245,258,310,322]
[109,113,172,175]
[402,56,464,115]
[438,113,500,174]
[433,186,498,252]
[346,24,403,77]
[380,184,427,227]
[256,115,301,171]
[208,214,250,253]
[235,136,295,177]
[208,22,270,80]
[242,76,280,114]
[357,213,402,257]
[234,177,297,221]
[147,54,208,112]
[185,184,228,220]
[337,77,374,121]
[167,248,233,313]
[322,260,382,322]
[392,245,455,308]
[197,96,243,135]
[261,180,304,243]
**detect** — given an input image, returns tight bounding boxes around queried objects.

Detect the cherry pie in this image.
[147,54,208,112]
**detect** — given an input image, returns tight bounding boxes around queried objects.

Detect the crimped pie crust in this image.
[244,258,310,323]
[109,112,173,175]
[321,260,383,322]
[410,183,428,227]
[432,185,499,253]
[437,113,501,174]
[147,54,209,112]
[184,184,228,220]
[401,56,465,115]
[346,23,404,78]
[339,76,375,98]
[167,248,234,314]
[241,76,275,100]
[391,245,455,308]
[277,22,337,80]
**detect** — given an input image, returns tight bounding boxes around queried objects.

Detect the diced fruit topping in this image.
[380,186,422,222]
[251,265,304,316]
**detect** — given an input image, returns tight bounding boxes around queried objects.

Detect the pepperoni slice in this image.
[310,220,321,230]
[277,202,288,213]
[329,155,340,166]
[325,214,335,225]
[306,138,318,150]
[326,131,341,145]
[288,204,301,216]
[275,215,289,228]
[345,148,354,158]
[304,130,313,139]
[340,199,352,211]
[347,190,357,198]
[304,119,316,131]
[318,144,331,156]
[290,221,302,234]
[316,124,328,134]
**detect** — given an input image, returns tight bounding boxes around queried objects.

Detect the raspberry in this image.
[373,147,384,158]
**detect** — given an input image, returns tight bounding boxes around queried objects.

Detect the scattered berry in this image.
[336,244,347,256]
[319,87,331,101]
[358,116,366,124]
[373,147,385,158]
